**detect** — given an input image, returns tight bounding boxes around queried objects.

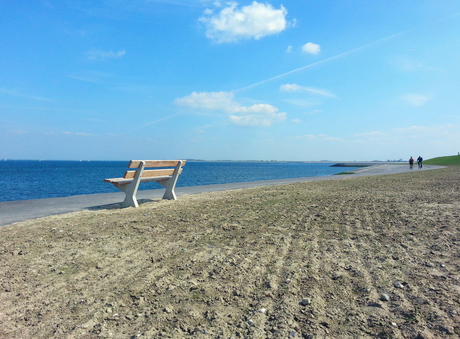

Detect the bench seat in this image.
[104,176,171,185]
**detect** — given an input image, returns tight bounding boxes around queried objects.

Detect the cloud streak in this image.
[235,29,412,92]
[0,88,56,102]
[280,84,337,98]
[401,94,432,107]
[86,49,126,61]
[124,113,182,134]
[295,134,344,142]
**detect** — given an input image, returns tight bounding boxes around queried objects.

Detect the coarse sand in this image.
[1,167,459,338]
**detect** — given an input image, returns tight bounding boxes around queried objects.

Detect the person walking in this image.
[417,156,423,169]
[409,156,414,169]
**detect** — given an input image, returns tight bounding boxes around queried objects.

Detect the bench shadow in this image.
[87,198,157,211]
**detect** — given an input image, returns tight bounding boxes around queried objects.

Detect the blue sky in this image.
[1,0,459,161]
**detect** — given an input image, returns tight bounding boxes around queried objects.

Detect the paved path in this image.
[0,164,441,226]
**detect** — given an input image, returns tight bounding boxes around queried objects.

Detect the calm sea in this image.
[0,160,358,202]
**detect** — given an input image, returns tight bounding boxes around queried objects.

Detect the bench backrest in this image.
[123,160,186,179]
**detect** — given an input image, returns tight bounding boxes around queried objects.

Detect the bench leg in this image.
[158,161,183,200]
[158,179,177,200]
[114,161,146,208]
[114,183,140,208]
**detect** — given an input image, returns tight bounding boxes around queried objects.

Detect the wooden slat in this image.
[123,168,183,179]
[104,176,171,185]
[123,169,173,179]
[104,177,125,183]
[128,160,186,168]
[105,160,186,184]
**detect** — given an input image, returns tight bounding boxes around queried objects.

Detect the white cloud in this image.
[230,103,286,127]
[305,109,323,115]
[295,134,343,142]
[280,83,336,98]
[394,125,444,135]
[401,94,431,107]
[67,70,115,84]
[9,129,29,135]
[63,131,93,136]
[353,131,386,138]
[302,42,320,55]
[391,56,445,72]
[86,49,126,60]
[306,88,335,97]
[352,125,457,144]
[174,91,238,111]
[318,134,343,142]
[175,91,286,127]
[292,119,301,123]
[280,83,302,92]
[286,45,293,53]
[229,112,284,127]
[199,1,289,43]
[296,134,316,139]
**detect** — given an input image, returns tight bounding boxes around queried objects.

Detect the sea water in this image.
[0,160,358,202]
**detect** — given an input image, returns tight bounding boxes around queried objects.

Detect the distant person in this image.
[417,156,423,169]
[409,156,414,169]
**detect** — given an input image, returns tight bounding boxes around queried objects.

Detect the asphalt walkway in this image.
[0,164,441,226]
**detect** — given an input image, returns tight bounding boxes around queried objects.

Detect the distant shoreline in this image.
[1,158,406,164]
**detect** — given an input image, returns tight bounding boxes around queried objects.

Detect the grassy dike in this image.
[1,166,460,338]
[424,154,460,166]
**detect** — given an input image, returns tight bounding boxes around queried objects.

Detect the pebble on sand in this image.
[393,281,404,289]
[300,297,311,306]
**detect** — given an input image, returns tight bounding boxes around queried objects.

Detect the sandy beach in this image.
[1,167,459,338]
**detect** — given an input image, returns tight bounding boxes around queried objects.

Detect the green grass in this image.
[424,154,460,166]
[404,305,419,323]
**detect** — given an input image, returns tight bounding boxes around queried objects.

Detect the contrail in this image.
[123,112,181,134]
[234,29,412,93]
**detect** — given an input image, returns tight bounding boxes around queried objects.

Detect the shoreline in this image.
[0,161,370,205]
[0,164,442,227]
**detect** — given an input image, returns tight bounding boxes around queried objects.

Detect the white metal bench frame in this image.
[104,160,185,208]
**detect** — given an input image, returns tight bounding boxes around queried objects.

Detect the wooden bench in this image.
[104,160,186,208]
